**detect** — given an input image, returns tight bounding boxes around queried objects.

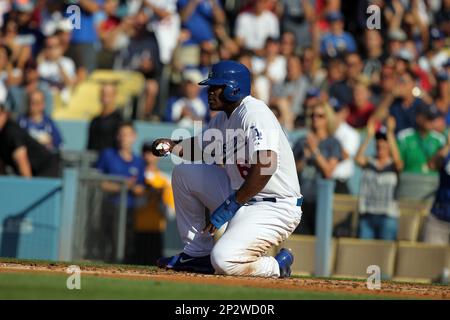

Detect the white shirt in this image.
[203,96,301,198]
[332,121,360,181]
[38,57,76,87]
[252,56,287,84]
[235,11,280,51]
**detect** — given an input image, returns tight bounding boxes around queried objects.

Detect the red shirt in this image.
[347,102,376,129]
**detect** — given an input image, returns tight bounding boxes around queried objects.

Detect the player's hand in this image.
[151,139,174,157]
[203,193,242,235]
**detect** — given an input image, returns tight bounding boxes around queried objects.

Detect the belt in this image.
[248,197,303,207]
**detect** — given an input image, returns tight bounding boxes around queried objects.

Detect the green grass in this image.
[0,272,401,300]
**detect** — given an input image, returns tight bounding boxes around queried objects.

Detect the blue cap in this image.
[326,11,344,22]
[306,87,321,98]
[329,96,344,112]
[430,28,445,41]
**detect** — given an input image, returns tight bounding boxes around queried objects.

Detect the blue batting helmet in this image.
[198,60,251,102]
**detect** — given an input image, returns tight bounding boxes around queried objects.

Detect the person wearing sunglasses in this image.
[292,102,344,235]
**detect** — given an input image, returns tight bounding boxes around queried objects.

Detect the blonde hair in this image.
[306,102,337,135]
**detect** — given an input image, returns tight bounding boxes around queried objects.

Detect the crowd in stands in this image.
[0,0,450,261]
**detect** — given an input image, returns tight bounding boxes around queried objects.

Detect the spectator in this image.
[87,83,123,152]
[386,28,407,57]
[355,117,403,240]
[362,29,387,86]
[96,122,146,263]
[347,77,376,129]
[280,31,296,58]
[320,11,356,60]
[270,54,310,130]
[134,141,175,265]
[3,1,43,65]
[397,103,446,175]
[330,97,360,194]
[252,37,286,85]
[6,59,53,115]
[164,69,208,126]
[235,0,280,55]
[326,58,353,107]
[345,52,364,87]
[276,0,315,50]
[37,34,77,102]
[114,8,161,73]
[96,0,134,69]
[0,45,22,106]
[293,102,343,235]
[17,89,63,152]
[0,104,60,177]
[177,0,225,46]
[237,52,270,104]
[144,0,181,65]
[380,69,428,133]
[423,132,450,244]
[64,0,103,80]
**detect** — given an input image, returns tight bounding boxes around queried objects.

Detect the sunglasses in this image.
[310,113,326,119]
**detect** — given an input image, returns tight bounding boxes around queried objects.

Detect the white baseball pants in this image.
[171,163,302,277]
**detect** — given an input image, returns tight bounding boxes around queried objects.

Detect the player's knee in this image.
[210,248,234,275]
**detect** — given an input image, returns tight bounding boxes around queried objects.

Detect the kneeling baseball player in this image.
[151,61,303,278]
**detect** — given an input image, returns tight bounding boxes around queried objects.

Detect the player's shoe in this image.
[275,248,294,278]
[156,252,215,274]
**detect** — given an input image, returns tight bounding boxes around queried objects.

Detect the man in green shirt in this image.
[397,104,446,175]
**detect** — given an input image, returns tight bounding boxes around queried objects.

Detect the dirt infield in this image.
[1,261,449,299]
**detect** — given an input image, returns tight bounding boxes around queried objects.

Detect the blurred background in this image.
[0,0,449,283]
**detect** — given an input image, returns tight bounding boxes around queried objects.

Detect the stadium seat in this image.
[394,242,450,282]
[278,235,337,275]
[397,198,432,241]
[332,194,359,237]
[397,173,439,201]
[333,238,397,278]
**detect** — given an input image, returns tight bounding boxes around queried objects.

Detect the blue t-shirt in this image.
[432,152,450,222]
[17,114,63,151]
[96,148,145,208]
[320,32,357,57]
[177,0,219,44]
[389,98,426,134]
[65,0,104,44]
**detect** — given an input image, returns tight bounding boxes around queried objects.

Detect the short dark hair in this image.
[0,104,5,112]
[118,121,135,132]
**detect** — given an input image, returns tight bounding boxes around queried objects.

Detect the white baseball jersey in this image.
[202,96,301,199]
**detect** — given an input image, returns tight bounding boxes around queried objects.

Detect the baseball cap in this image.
[388,29,407,42]
[375,126,388,140]
[306,87,321,98]
[394,48,414,63]
[329,96,344,112]
[326,11,344,22]
[430,28,445,41]
[416,103,442,120]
